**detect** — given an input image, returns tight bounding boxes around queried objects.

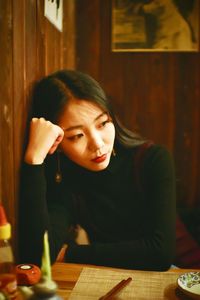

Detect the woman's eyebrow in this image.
[63,112,107,132]
[95,112,107,121]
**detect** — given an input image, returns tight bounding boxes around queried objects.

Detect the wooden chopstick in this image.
[98,277,132,299]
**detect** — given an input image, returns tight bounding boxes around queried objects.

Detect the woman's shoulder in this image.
[125,142,174,172]
[116,141,172,161]
[143,143,173,160]
[133,141,172,156]
[114,142,173,172]
[134,143,175,179]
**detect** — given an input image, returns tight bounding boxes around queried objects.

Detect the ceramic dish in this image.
[178,271,200,299]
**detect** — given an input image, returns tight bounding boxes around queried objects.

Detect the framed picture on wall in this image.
[111,0,199,52]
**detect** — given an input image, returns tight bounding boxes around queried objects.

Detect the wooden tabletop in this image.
[51,262,198,299]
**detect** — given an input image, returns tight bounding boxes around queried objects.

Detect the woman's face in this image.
[58,99,115,171]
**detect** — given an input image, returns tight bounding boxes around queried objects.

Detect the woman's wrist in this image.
[24,150,44,165]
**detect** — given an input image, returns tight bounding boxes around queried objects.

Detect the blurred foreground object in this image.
[0,204,18,299]
[18,232,62,300]
[16,265,41,286]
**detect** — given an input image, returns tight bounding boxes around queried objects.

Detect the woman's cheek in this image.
[62,140,86,157]
[107,124,115,140]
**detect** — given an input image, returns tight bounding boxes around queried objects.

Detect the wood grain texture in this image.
[0,0,75,256]
[0,0,15,235]
[76,0,200,208]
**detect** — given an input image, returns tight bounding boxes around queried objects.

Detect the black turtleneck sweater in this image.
[18,143,176,271]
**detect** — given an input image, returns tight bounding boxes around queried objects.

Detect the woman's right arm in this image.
[18,163,49,265]
[18,118,69,266]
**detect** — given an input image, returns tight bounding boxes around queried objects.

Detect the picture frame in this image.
[111,0,199,52]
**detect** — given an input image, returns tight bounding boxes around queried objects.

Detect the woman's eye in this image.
[99,120,109,128]
[67,134,83,141]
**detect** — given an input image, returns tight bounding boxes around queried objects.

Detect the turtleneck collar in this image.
[60,145,130,177]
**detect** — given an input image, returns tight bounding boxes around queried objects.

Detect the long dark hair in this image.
[31,69,144,148]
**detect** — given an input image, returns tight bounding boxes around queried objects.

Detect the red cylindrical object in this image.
[16,264,41,286]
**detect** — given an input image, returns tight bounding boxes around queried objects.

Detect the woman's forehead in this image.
[58,99,106,127]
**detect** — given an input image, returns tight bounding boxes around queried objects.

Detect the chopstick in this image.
[98,277,132,300]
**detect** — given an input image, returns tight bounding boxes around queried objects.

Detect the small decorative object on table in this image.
[0,204,18,300]
[31,231,62,300]
[19,231,63,300]
[16,264,41,286]
[178,271,200,299]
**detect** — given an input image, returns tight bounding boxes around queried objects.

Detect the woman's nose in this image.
[88,131,104,152]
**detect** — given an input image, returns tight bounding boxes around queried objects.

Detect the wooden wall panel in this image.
[12,0,26,249]
[36,0,46,78]
[0,0,76,254]
[76,1,101,78]
[76,0,200,209]
[0,0,15,229]
[174,54,200,207]
[62,0,76,68]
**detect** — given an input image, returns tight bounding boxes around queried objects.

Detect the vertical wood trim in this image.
[76,0,100,78]
[62,0,76,69]
[12,0,26,253]
[0,0,14,214]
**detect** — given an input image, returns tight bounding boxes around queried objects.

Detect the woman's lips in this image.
[91,154,107,163]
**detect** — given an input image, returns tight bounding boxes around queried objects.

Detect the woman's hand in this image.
[56,225,90,263]
[24,118,64,165]
[75,225,90,245]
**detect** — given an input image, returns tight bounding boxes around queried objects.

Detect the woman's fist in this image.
[24,118,64,164]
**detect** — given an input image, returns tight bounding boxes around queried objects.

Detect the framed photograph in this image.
[111,0,199,52]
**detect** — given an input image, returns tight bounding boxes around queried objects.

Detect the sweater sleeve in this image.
[18,163,73,266]
[65,145,176,271]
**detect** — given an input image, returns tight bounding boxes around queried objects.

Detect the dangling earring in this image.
[112,148,116,157]
[55,151,62,183]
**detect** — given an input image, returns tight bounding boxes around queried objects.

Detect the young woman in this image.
[19,70,176,271]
